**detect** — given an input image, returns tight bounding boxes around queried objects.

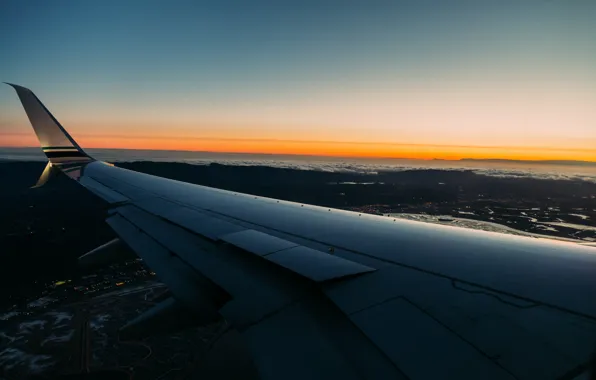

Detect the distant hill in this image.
[460,158,596,167]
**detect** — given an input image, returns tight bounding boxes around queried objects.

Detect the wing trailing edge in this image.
[119,296,221,340]
[78,238,136,269]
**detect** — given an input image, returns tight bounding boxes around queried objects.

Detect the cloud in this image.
[2,147,596,182]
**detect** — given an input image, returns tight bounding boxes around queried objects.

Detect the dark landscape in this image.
[2,160,596,378]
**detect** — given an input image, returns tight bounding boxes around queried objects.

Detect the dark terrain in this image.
[2,160,596,378]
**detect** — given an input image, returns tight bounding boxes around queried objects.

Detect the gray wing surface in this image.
[8,83,596,380]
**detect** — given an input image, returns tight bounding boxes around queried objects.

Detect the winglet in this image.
[5,83,93,165]
[31,161,60,188]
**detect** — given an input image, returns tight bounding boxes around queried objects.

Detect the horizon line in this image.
[3,146,596,164]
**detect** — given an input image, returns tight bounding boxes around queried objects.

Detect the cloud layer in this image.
[2,147,596,182]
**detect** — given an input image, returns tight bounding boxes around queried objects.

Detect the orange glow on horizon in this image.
[3,132,596,162]
[3,75,595,163]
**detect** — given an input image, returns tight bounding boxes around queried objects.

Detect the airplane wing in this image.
[7,83,596,380]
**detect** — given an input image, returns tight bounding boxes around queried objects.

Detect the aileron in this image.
[265,246,376,282]
[220,229,299,256]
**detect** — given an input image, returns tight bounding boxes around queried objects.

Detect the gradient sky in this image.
[1,1,595,160]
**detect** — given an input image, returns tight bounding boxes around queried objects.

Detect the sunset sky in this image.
[1,1,595,161]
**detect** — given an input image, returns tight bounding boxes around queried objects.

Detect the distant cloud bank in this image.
[2,147,596,183]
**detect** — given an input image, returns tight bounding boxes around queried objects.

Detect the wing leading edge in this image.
[7,84,596,380]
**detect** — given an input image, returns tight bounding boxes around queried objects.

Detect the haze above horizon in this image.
[1,1,595,161]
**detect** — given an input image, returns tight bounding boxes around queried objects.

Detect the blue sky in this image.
[1,1,596,160]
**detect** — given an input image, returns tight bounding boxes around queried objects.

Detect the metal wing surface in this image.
[8,83,596,380]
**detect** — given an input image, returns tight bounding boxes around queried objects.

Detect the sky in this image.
[1,1,595,160]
